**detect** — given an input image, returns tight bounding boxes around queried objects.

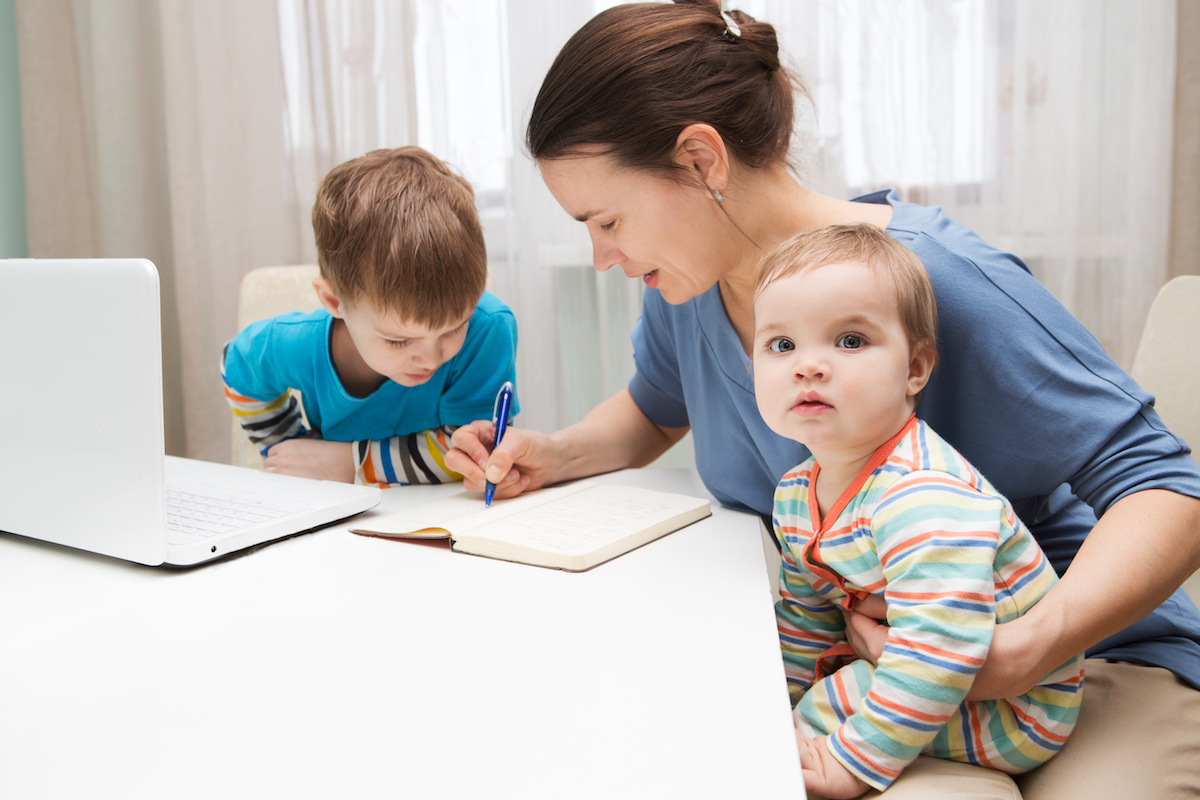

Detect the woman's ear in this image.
[673,123,730,199]
[312,277,346,319]
[906,343,936,397]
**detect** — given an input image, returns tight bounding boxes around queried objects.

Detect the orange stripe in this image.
[886,590,993,602]
[1009,703,1074,744]
[833,662,854,711]
[967,705,998,769]
[887,636,987,667]
[881,527,998,566]
[224,387,263,403]
[835,730,901,779]
[362,449,378,485]
[868,691,947,724]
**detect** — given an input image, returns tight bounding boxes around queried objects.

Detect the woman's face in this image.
[539,150,732,304]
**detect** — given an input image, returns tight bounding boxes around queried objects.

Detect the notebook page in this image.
[462,485,705,555]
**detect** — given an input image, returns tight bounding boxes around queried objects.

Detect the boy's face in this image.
[752,261,931,460]
[342,303,472,387]
[328,290,473,387]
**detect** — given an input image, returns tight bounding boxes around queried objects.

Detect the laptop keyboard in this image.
[165,486,310,542]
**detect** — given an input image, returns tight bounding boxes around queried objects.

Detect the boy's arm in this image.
[824,471,1004,792]
[775,515,848,705]
[352,427,463,487]
[223,382,309,455]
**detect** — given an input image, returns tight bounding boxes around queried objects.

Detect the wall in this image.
[0,0,26,257]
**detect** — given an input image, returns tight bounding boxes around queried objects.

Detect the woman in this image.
[445,2,1200,797]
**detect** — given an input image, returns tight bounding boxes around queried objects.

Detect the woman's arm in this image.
[846,488,1200,700]
[445,387,690,499]
[976,488,1200,698]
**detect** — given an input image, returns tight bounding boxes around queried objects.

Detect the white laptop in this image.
[0,258,381,566]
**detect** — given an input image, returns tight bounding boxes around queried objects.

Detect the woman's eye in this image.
[599,220,616,231]
[837,334,864,349]
[768,337,795,354]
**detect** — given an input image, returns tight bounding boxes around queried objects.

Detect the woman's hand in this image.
[796,732,869,799]
[842,594,889,667]
[445,422,559,500]
[263,438,355,483]
[445,388,689,500]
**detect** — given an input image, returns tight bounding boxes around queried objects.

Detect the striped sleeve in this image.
[827,471,1001,791]
[222,347,308,455]
[352,427,464,488]
[774,518,847,704]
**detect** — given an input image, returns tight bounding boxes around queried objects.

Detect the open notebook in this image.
[351,480,711,571]
[0,258,380,566]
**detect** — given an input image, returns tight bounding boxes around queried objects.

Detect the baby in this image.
[752,223,1083,797]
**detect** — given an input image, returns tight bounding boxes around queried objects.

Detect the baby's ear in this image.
[906,343,936,396]
[312,278,345,318]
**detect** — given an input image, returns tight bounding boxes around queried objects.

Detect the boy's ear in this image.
[672,123,730,200]
[313,278,345,319]
[906,344,936,397]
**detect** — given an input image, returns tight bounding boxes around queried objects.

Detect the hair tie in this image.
[721,11,741,38]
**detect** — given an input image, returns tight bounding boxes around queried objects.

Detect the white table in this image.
[0,469,803,799]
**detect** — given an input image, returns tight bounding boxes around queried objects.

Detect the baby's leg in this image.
[794,659,875,738]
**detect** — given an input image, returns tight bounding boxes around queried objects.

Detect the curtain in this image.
[16,0,1178,463]
[751,0,1177,367]
[16,0,302,462]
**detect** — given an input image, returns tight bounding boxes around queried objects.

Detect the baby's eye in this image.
[768,337,795,354]
[837,334,865,350]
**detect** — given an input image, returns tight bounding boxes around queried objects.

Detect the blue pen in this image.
[484,381,514,507]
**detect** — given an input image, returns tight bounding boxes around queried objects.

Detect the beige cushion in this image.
[1130,275,1200,604]
[230,265,322,468]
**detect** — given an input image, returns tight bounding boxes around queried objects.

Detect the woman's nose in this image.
[592,235,623,272]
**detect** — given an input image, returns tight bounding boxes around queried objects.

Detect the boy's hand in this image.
[446,422,560,500]
[796,732,869,799]
[263,439,355,483]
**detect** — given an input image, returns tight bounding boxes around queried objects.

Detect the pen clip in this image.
[492,380,514,423]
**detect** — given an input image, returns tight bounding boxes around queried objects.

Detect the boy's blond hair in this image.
[755,223,938,365]
[312,147,487,328]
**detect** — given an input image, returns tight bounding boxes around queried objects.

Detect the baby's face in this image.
[752,261,926,460]
[340,302,472,388]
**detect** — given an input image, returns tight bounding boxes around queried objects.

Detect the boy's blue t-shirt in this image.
[223,290,519,441]
[628,189,1200,688]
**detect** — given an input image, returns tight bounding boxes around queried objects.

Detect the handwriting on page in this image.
[469,492,684,554]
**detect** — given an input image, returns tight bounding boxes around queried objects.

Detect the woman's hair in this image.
[755,224,940,365]
[312,147,487,328]
[526,0,802,182]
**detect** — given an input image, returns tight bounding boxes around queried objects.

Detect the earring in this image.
[712,189,725,203]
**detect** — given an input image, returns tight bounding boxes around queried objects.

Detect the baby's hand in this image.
[263,439,355,483]
[796,732,869,799]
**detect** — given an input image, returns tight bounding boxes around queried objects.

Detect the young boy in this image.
[752,224,1083,798]
[222,147,519,487]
